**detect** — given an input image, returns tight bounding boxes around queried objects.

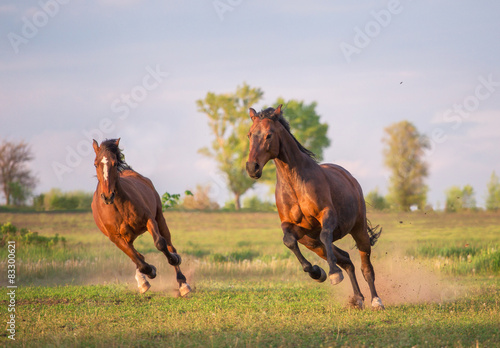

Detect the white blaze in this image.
[101,156,109,181]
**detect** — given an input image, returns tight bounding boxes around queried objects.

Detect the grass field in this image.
[0,211,499,347]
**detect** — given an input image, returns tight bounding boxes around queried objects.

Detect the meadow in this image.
[0,210,498,347]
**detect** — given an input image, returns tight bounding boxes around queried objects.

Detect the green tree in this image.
[486,171,500,211]
[445,185,476,212]
[382,121,429,211]
[365,188,389,211]
[260,98,331,185]
[197,83,263,210]
[0,140,37,205]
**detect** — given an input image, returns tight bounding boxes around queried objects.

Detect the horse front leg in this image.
[319,209,344,285]
[108,234,156,294]
[282,222,327,282]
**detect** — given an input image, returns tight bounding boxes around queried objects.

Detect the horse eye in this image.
[265,134,272,140]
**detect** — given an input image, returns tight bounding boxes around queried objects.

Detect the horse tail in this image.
[367,219,382,246]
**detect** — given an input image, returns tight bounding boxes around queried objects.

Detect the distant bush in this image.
[181,184,219,210]
[0,222,65,247]
[242,195,276,212]
[33,189,93,211]
[365,188,389,211]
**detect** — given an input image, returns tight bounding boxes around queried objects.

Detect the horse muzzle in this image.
[101,191,115,205]
[246,162,262,179]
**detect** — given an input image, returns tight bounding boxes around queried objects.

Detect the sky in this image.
[1,0,499,209]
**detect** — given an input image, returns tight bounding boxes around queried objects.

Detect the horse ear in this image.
[93,139,99,154]
[115,138,120,147]
[249,108,258,121]
[271,104,282,120]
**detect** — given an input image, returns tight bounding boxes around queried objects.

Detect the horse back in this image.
[319,163,366,232]
[119,170,162,211]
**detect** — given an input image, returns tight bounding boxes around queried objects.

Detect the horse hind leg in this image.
[352,229,384,310]
[333,245,365,309]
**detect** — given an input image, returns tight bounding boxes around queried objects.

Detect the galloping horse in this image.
[245,105,384,309]
[91,139,191,296]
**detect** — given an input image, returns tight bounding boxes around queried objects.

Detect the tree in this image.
[197,83,263,210]
[382,121,429,211]
[486,171,500,211]
[260,98,331,185]
[0,140,37,205]
[445,185,476,212]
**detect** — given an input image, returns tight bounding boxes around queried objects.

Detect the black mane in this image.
[256,107,317,161]
[100,139,132,172]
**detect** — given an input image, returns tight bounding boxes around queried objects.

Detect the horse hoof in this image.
[349,296,364,309]
[179,283,192,297]
[170,253,182,266]
[312,265,327,283]
[135,269,151,293]
[147,265,157,279]
[329,271,344,285]
[371,297,385,310]
[138,281,151,294]
[349,296,365,309]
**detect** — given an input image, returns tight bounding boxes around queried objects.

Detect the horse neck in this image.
[273,130,318,186]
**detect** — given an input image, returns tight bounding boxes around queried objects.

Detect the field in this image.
[0,211,499,347]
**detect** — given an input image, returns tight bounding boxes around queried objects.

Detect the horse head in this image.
[245,104,282,179]
[93,138,120,204]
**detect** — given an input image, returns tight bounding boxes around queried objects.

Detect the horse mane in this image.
[100,139,133,172]
[256,107,317,161]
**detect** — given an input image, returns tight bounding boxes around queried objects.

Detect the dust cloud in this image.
[329,250,467,307]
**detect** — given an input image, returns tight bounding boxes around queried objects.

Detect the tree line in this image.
[1,83,500,212]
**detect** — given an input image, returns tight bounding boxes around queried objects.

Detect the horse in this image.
[91,138,191,297]
[245,105,384,309]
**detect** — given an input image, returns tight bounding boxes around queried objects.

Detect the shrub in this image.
[0,222,65,247]
[181,184,219,210]
[33,189,93,211]
[242,195,276,212]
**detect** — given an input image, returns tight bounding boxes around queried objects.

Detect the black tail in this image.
[367,219,382,246]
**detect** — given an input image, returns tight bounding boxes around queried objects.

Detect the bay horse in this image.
[245,105,384,309]
[91,138,191,297]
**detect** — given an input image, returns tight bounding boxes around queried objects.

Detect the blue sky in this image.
[1,0,499,208]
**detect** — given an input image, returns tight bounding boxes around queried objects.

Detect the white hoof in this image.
[138,281,151,294]
[179,283,192,297]
[135,269,151,294]
[371,297,385,310]
[329,271,344,285]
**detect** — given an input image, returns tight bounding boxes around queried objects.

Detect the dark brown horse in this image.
[91,139,191,296]
[245,105,384,309]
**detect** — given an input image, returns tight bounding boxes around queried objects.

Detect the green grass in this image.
[0,211,499,347]
[5,280,500,347]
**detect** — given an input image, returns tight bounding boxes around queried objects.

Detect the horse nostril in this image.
[254,163,260,171]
